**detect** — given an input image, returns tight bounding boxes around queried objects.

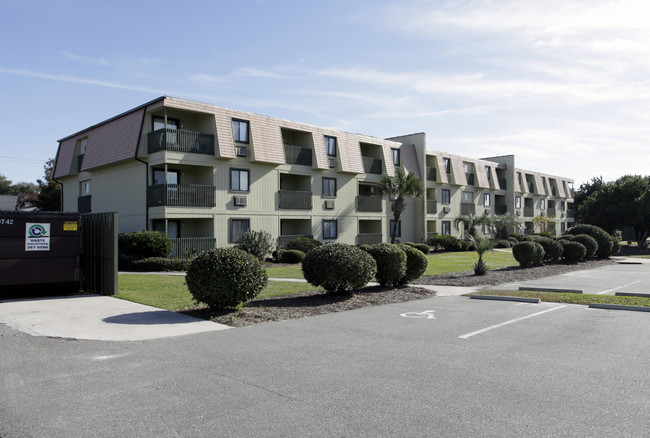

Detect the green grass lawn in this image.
[265,265,304,278]
[116,274,321,312]
[423,250,517,276]
[473,289,650,307]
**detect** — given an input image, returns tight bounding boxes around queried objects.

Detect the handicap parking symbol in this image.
[400,310,436,319]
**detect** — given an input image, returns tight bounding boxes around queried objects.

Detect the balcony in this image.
[567,210,575,218]
[461,203,475,215]
[170,237,215,259]
[524,206,534,217]
[427,200,437,214]
[358,233,382,245]
[279,190,312,209]
[147,128,215,155]
[147,184,215,207]
[284,144,312,166]
[498,179,507,190]
[426,167,436,181]
[465,173,475,185]
[278,234,313,248]
[548,207,557,217]
[362,157,382,174]
[78,195,91,213]
[357,195,382,212]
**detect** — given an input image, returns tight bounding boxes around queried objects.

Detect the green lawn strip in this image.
[627,255,650,259]
[116,274,320,312]
[424,250,518,276]
[470,289,650,307]
[265,264,304,278]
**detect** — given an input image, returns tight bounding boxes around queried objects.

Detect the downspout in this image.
[134,107,149,230]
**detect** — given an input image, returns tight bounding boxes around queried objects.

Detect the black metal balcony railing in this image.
[427,200,437,214]
[528,183,535,193]
[495,205,507,215]
[498,179,507,190]
[357,195,382,212]
[465,173,475,185]
[148,128,215,155]
[548,207,557,217]
[147,184,216,207]
[284,144,313,166]
[426,167,436,181]
[524,206,534,217]
[358,233,382,245]
[78,195,91,213]
[170,237,216,259]
[278,234,313,248]
[461,203,475,215]
[279,190,312,209]
[551,187,558,196]
[362,157,382,174]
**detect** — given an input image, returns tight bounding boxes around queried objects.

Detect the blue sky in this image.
[1,0,649,187]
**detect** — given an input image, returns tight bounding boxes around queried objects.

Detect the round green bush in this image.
[235,230,274,260]
[272,249,285,262]
[302,243,376,293]
[366,243,407,286]
[509,233,525,242]
[413,243,431,254]
[282,249,306,263]
[561,241,586,263]
[186,248,268,309]
[118,230,173,259]
[286,236,321,253]
[494,239,511,248]
[398,244,429,285]
[358,244,372,251]
[565,224,613,258]
[507,237,519,246]
[427,235,462,251]
[570,234,598,260]
[535,237,563,261]
[512,241,545,267]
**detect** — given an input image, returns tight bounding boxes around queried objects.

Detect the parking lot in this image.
[1,289,648,437]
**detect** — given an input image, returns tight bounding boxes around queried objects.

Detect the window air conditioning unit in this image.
[443,206,451,213]
[233,195,247,206]
[328,158,336,168]
[236,146,247,157]
[516,210,521,216]
[324,200,335,210]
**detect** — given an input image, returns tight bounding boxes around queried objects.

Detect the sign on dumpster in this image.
[25,222,50,251]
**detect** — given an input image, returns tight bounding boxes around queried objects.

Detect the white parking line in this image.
[459,305,567,339]
[596,280,641,295]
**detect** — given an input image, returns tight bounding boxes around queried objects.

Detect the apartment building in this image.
[53,96,575,256]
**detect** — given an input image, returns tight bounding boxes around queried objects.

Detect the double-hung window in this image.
[443,158,451,174]
[325,136,336,156]
[485,165,491,180]
[230,219,250,243]
[442,221,451,235]
[462,191,473,203]
[232,119,250,143]
[230,168,250,192]
[540,199,546,210]
[322,177,337,197]
[80,180,91,195]
[391,148,400,166]
[515,196,522,209]
[442,189,451,204]
[483,193,490,207]
[323,219,337,239]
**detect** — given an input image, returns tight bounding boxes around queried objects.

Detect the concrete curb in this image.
[589,303,650,312]
[614,292,650,298]
[617,261,643,265]
[519,287,583,294]
[470,295,540,303]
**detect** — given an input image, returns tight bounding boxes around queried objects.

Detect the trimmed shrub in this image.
[427,235,460,251]
[302,243,376,293]
[561,241,586,263]
[610,234,621,255]
[125,257,191,272]
[358,244,372,252]
[536,232,553,239]
[565,224,613,258]
[512,241,545,267]
[535,237,563,262]
[186,248,268,309]
[398,244,429,285]
[235,230,274,261]
[460,239,477,251]
[510,233,525,242]
[286,236,322,254]
[570,234,598,260]
[507,237,519,246]
[118,231,173,259]
[366,243,407,286]
[272,249,285,262]
[494,239,511,248]
[413,243,431,254]
[282,249,306,263]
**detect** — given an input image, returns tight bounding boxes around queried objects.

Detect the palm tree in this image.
[489,213,521,240]
[376,168,424,244]
[472,236,496,275]
[454,213,491,239]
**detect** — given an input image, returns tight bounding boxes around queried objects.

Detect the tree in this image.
[0,174,13,194]
[472,236,496,276]
[532,215,555,234]
[34,158,61,211]
[454,213,490,239]
[489,213,521,240]
[376,168,424,244]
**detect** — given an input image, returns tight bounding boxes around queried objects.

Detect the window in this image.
[442,189,451,204]
[462,191,473,203]
[153,116,180,131]
[483,193,490,207]
[78,138,88,155]
[323,219,337,239]
[391,148,400,166]
[152,220,180,239]
[325,136,337,156]
[542,177,546,188]
[517,172,522,185]
[485,165,491,180]
[515,196,521,209]
[80,180,91,195]
[464,163,472,174]
[442,221,451,235]
[232,119,250,144]
[560,201,566,211]
[540,199,546,210]
[322,177,337,197]
[443,157,451,174]
[389,220,401,237]
[153,169,179,185]
[230,168,250,192]
[230,219,250,243]
[561,222,566,233]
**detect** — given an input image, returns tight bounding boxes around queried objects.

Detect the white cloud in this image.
[61,51,110,66]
